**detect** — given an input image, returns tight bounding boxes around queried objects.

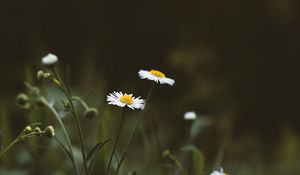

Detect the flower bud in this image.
[34,127,42,136]
[83,108,98,119]
[16,93,29,107]
[45,126,55,138]
[37,70,44,80]
[42,53,58,67]
[23,126,32,134]
[37,70,52,81]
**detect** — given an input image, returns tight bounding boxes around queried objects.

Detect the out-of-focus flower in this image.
[210,168,228,175]
[107,91,145,110]
[184,111,197,120]
[42,53,58,67]
[138,69,175,86]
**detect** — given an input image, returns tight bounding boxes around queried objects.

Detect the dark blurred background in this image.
[0,0,300,174]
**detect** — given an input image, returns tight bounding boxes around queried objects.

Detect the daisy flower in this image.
[107,91,145,110]
[42,53,58,67]
[210,168,229,175]
[138,69,175,86]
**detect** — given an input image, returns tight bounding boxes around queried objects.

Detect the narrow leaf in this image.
[87,138,112,173]
[182,145,205,175]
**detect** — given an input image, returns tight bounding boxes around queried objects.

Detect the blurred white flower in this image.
[210,168,228,175]
[138,69,175,86]
[42,53,58,67]
[184,111,197,120]
[107,91,145,110]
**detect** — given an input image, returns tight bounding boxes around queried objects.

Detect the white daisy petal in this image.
[138,69,175,86]
[107,91,145,110]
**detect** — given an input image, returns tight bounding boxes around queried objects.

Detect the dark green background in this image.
[0,0,299,174]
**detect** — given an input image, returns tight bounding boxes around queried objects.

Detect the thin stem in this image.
[41,98,79,175]
[50,67,89,175]
[107,109,126,175]
[115,83,155,175]
[0,137,19,158]
[71,96,89,110]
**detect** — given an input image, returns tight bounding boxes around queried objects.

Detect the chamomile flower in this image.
[42,53,58,67]
[138,69,175,86]
[107,91,145,110]
[210,168,228,175]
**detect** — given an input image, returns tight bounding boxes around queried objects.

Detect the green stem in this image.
[71,96,89,110]
[41,98,79,175]
[115,83,155,175]
[0,137,19,158]
[50,67,89,175]
[107,109,126,175]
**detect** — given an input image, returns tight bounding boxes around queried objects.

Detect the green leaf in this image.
[87,138,113,173]
[87,138,112,161]
[182,145,205,175]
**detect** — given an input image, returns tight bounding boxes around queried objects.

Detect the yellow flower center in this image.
[119,95,134,105]
[150,70,165,78]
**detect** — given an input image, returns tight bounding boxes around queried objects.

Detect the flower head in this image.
[107,91,145,110]
[42,53,58,67]
[138,69,175,86]
[210,168,228,175]
[184,111,197,120]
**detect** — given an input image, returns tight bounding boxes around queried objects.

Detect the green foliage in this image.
[182,145,205,175]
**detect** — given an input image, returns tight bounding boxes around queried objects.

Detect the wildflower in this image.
[138,69,175,86]
[184,111,197,120]
[107,91,145,110]
[42,53,58,67]
[210,168,228,175]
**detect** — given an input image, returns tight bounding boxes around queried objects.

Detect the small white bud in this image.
[184,111,197,120]
[23,126,33,133]
[37,70,44,80]
[45,126,55,138]
[42,53,58,67]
